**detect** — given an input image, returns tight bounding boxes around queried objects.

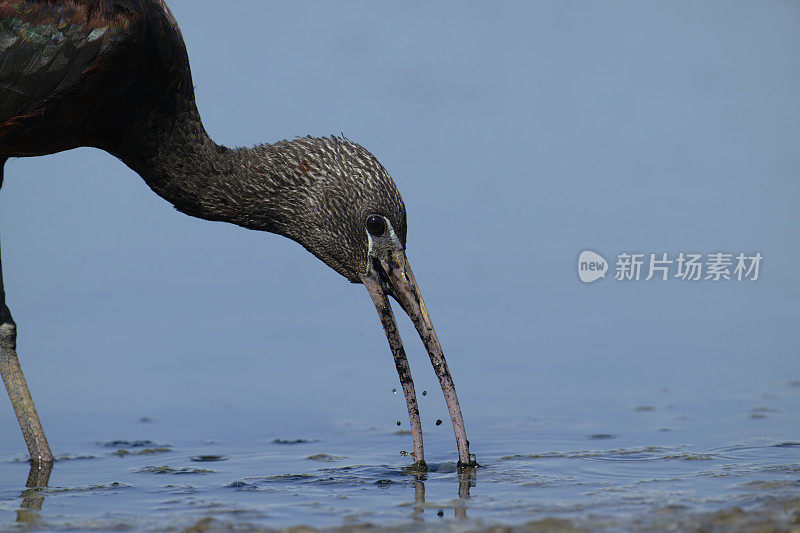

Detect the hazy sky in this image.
[1,2,797,437]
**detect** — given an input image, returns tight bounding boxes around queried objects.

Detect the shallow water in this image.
[2,382,799,531]
[1,1,799,531]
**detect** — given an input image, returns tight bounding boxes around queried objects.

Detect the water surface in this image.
[2,381,798,530]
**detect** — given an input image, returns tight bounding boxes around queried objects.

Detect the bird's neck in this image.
[113,110,295,235]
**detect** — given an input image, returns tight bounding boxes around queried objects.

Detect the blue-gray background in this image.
[1,2,797,449]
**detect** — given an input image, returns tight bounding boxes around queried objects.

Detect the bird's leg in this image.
[0,239,53,464]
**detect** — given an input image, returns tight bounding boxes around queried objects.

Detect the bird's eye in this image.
[366,214,387,237]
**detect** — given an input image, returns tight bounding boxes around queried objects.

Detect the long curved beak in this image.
[361,249,474,467]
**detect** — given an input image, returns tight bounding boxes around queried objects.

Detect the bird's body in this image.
[0,0,473,470]
[1,1,185,158]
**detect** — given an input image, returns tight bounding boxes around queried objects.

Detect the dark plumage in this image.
[0,0,473,469]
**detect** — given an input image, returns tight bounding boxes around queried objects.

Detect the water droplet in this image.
[392,388,397,394]
[435,419,442,426]
[396,421,402,426]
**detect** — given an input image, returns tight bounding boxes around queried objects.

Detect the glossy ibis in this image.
[0,0,473,468]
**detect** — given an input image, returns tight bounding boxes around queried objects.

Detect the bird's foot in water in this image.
[457,453,480,469]
[402,460,429,474]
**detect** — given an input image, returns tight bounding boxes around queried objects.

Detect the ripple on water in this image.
[244,473,316,483]
[55,454,99,461]
[226,481,259,491]
[501,446,665,461]
[738,479,800,491]
[114,447,171,457]
[134,465,214,474]
[44,482,132,494]
[102,439,160,448]
[500,446,734,464]
[237,465,411,491]
[189,455,228,462]
[306,453,345,462]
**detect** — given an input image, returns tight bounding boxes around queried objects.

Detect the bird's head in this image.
[269,136,408,284]
[244,135,471,465]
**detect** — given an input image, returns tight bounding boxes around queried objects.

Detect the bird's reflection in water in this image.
[456,467,474,520]
[16,462,51,524]
[413,476,426,521]
[411,467,476,521]
[13,462,477,524]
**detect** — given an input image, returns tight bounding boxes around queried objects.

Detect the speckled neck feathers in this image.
[119,109,406,280]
